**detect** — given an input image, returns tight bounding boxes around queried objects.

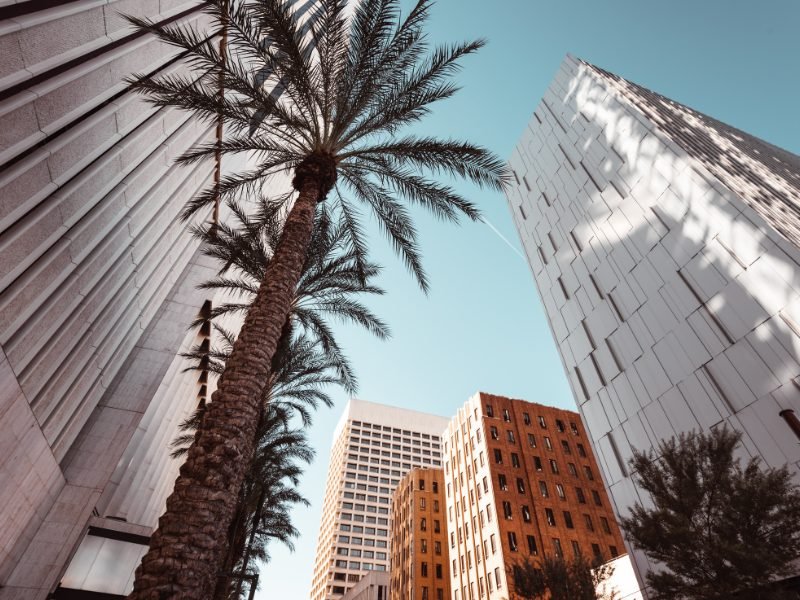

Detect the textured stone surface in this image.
[507,55,800,589]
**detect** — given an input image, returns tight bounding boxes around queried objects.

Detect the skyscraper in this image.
[506,54,800,586]
[389,467,450,600]
[441,392,626,600]
[310,400,450,600]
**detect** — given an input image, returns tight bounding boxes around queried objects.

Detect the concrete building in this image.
[341,572,391,600]
[506,54,800,589]
[389,468,450,600]
[310,400,450,600]
[442,392,625,600]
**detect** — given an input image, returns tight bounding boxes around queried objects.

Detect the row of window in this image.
[489,427,586,456]
[483,404,579,436]
[352,433,437,448]
[332,561,387,571]
[342,493,391,504]
[452,566,504,600]
[350,422,437,442]
[335,547,388,560]
[341,523,387,534]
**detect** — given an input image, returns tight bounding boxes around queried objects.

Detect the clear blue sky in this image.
[256,1,800,597]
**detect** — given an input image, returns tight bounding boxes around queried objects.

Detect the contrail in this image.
[480,216,526,262]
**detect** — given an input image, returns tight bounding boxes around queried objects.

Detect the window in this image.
[526,534,538,554]
[577,443,587,458]
[522,505,531,522]
[422,588,429,600]
[490,534,497,554]
[539,481,549,498]
[538,416,547,429]
[436,563,443,578]
[421,562,428,577]
[503,409,511,422]
[576,487,586,504]
[421,518,427,531]
[568,462,578,477]
[592,544,603,561]
[486,404,494,418]
[544,436,553,451]
[561,440,571,454]
[545,508,556,526]
[494,449,503,464]
[550,459,559,474]
[592,490,602,507]
[502,501,513,519]
[534,456,543,471]
[563,511,574,529]
[495,568,503,589]
[570,421,579,435]
[553,538,563,557]
[420,497,426,509]
[498,474,508,491]
[419,478,426,491]
[511,453,520,468]
[434,520,441,533]
[450,532,455,548]
[528,434,536,448]
[601,517,612,534]
[523,412,531,425]
[508,532,518,552]
[421,539,428,553]
[584,514,594,531]
[490,426,499,440]
[555,419,565,433]
[435,541,442,555]
[482,477,489,494]
[584,466,594,480]
[572,540,581,556]
[610,545,619,558]
[516,478,526,494]
[507,430,515,444]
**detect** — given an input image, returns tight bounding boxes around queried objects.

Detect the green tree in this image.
[127,1,506,594]
[511,553,616,600]
[621,426,800,600]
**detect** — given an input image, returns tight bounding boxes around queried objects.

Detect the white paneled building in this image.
[310,400,449,600]
[506,54,800,589]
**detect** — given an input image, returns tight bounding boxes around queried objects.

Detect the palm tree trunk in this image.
[129,154,335,599]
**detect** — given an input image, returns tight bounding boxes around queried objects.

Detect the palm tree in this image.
[172,196,385,598]
[127,1,508,595]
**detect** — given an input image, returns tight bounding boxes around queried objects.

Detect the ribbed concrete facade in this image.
[0,0,224,595]
[310,400,449,600]
[506,54,800,589]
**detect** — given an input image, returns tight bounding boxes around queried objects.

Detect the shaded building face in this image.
[443,393,625,600]
[390,468,451,600]
[505,54,800,585]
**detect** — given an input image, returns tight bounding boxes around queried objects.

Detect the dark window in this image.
[584,466,594,480]
[561,440,571,454]
[436,564,443,578]
[534,456,543,471]
[486,404,494,418]
[517,478,526,494]
[523,412,531,425]
[563,511,574,529]
[498,474,508,491]
[592,490,602,507]
[494,449,503,464]
[601,517,611,534]
[511,453,520,468]
[555,419,565,433]
[584,514,594,531]
[522,505,531,522]
[507,430,516,444]
[553,538,563,557]
[503,501,513,519]
[545,508,556,526]
[419,478,426,491]
[433,481,438,493]
[508,531,518,551]
[527,535,538,555]
[568,462,578,477]
[550,459,559,474]
[570,422,579,435]
[544,436,553,451]
[528,434,537,448]
[539,481,549,497]
[577,443,587,458]
[421,562,428,577]
[503,409,511,422]
[490,426,499,440]
[610,545,619,558]
[538,416,547,429]
[592,544,603,561]
[576,487,586,504]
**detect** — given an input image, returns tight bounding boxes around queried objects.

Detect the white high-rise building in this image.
[506,54,800,589]
[310,400,449,600]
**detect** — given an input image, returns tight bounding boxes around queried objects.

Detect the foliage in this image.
[511,553,616,600]
[128,0,509,292]
[621,426,800,600]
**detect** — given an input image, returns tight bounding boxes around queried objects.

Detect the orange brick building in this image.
[442,393,626,600]
[390,468,451,600]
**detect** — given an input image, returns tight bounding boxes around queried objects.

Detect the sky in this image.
[256,1,800,597]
